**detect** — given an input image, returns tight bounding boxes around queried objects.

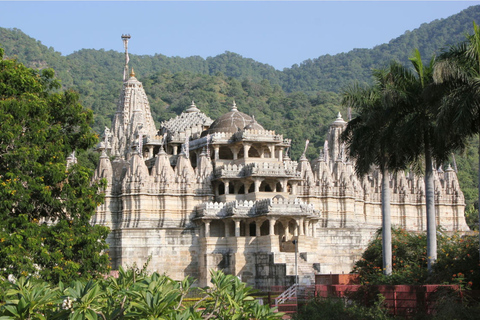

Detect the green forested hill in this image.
[2,5,480,123]
[0,5,479,208]
[281,5,480,93]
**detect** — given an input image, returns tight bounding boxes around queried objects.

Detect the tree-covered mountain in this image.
[282,5,480,93]
[0,5,479,208]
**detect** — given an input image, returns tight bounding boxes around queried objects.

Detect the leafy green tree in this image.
[434,22,480,259]
[0,47,109,283]
[353,228,480,290]
[342,68,409,275]
[200,270,282,320]
[378,50,461,273]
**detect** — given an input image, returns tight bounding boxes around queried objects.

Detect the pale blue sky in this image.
[0,1,478,70]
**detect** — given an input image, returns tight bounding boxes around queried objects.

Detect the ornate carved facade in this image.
[92,38,469,287]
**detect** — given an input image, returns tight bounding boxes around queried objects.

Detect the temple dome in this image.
[208,102,263,134]
[244,115,264,131]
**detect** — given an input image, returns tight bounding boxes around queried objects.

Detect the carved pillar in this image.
[299,218,305,236]
[311,221,317,238]
[293,220,299,236]
[232,146,239,160]
[234,219,241,237]
[255,220,263,237]
[243,143,251,159]
[269,145,275,158]
[279,148,283,162]
[303,219,309,236]
[148,145,154,158]
[214,146,219,160]
[225,180,230,195]
[254,179,261,193]
[173,145,178,155]
[204,220,211,237]
[268,217,275,235]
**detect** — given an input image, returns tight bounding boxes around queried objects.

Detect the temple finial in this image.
[130,68,135,77]
[231,100,238,111]
[121,34,131,81]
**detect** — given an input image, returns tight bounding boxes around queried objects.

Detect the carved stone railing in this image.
[233,129,283,142]
[214,164,245,178]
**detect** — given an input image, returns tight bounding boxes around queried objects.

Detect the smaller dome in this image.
[208,102,261,134]
[244,115,264,131]
[186,101,200,113]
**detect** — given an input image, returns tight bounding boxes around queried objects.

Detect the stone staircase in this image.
[283,252,316,285]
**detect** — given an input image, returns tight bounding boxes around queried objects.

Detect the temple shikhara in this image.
[92,36,469,287]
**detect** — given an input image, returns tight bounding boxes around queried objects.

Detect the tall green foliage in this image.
[353,228,480,289]
[0,48,110,283]
[0,270,282,319]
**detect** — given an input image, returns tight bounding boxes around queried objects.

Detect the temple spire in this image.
[122,34,131,81]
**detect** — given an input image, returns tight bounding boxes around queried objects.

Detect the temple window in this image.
[228,183,235,194]
[276,182,283,192]
[274,221,285,237]
[210,220,225,237]
[249,222,256,236]
[248,146,260,158]
[219,146,234,159]
[238,148,245,159]
[218,182,225,195]
[260,181,273,192]
[238,185,245,194]
[260,220,269,235]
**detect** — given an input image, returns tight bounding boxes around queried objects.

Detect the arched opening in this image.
[248,146,260,158]
[210,220,225,237]
[275,220,285,237]
[228,183,235,195]
[218,182,225,195]
[238,185,245,194]
[238,148,245,159]
[260,220,269,236]
[219,146,233,159]
[249,222,256,236]
[240,221,246,236]
[288,220,297,237]
[260,181,273,192]
[248,183,254,193]
[276,182,283,192]
[287,183,292,194]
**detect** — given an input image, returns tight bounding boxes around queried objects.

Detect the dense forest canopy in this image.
[0,5,479,208]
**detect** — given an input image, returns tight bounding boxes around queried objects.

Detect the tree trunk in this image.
[425,143,437,273]
[381,167,392,276]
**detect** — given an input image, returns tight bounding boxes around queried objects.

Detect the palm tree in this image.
[434,22,480,260]
[345,50,458,274]
[342,68,408,275]
[384,50,464,273]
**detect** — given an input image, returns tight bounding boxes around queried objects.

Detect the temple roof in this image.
[160,101,213,135]
[208,102,263,134]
